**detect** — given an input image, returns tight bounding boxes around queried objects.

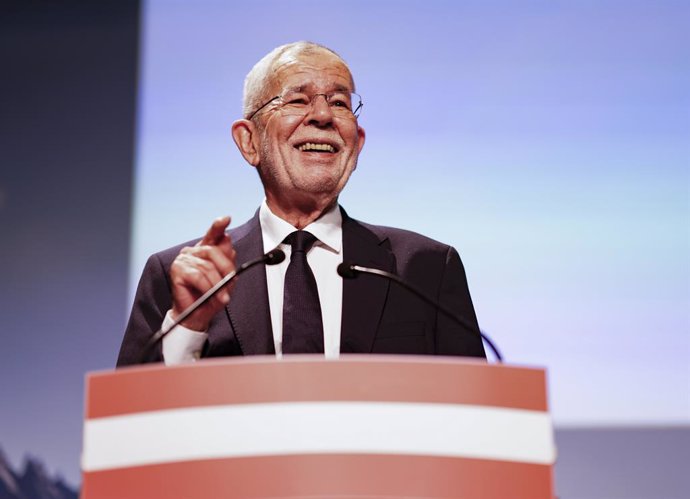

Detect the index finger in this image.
[199,216,231,246]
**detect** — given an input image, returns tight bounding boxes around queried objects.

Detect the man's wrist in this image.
[162,310,209,364]
[171,308,210,333]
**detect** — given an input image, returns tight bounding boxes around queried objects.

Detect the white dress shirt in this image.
[162,201,343,364]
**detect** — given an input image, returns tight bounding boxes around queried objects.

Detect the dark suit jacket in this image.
[117,209,485,366]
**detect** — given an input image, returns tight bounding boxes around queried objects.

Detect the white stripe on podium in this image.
[82,402,555,472]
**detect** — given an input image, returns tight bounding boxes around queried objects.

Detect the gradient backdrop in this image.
[1,1,688,497]
[133,0,688,426]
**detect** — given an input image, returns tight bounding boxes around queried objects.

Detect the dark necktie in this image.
[282,230,325,354]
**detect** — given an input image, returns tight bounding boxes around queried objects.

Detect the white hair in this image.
[242,41,353,119]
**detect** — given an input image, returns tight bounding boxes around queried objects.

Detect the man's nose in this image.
[304,94,334,127]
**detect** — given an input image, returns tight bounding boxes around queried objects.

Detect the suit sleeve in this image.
[116,253,173,366]
[435,246,486,358]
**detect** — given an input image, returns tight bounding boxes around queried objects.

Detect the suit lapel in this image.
[340,211,395,353]
[226,214,275,355]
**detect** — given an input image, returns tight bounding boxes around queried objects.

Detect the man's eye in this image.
[330,97,351,109]
[284,94,309,106]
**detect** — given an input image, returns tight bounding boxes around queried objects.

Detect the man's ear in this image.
[231,119,261,166]
[356,125,366,154]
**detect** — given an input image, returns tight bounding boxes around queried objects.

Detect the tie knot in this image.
[285,230,317,254]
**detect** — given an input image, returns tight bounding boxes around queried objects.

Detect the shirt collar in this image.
[259,199,342,254]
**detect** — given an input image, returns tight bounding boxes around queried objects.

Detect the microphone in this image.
[337,262,503,362]
[143,249,286,356]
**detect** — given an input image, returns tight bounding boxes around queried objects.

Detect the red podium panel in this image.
[82,356,555,498]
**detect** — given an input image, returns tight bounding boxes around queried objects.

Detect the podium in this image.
[81,356,555,498]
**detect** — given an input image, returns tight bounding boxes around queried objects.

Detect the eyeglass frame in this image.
[247,90,363,121]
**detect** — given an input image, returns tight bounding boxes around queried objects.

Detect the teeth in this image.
[298,142,335,153]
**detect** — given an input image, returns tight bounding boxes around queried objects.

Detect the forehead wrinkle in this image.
[268,55,354,93]
[271,66,354,95]
[283,82,352,95]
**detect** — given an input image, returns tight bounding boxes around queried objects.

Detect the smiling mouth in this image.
[296,142,337,153]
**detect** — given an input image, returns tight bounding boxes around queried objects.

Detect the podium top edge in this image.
[89,355,546,379]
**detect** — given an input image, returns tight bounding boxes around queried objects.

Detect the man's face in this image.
[253,50,365,209]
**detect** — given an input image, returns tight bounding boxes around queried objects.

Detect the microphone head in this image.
[265,249,286,265]
[337,262,358,279]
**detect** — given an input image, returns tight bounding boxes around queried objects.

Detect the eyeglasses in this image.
[247,90,363,120]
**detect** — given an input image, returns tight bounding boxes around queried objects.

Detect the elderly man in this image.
[117,41,485,366]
